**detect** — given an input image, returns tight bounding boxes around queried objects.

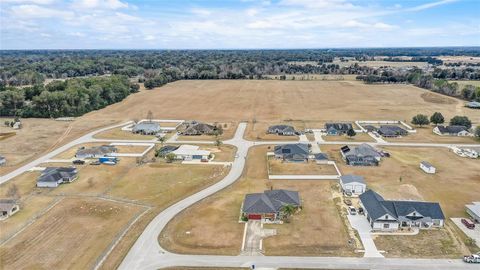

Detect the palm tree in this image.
[281,204,297,223]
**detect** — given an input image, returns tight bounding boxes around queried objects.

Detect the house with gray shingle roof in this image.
[177,121,220,136]
[37,167,78,188]
[359,190,445,231]
[314,153,329,164]
[132,121,161,135]
[325,123,353,135]
[267,125,297,136]
[340,143,381,166]
[274,143,310,162]
[242,189,301,221]
[433,125,471,136]
[377,125,408,137]
[0,199,19,220]
[75,145,117,159]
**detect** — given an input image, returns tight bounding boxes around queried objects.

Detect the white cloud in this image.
[1,0,55,4]
[71,0,129,10]
[10,4,74,19]
[407,0,457,12]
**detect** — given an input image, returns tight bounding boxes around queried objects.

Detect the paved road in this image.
[0,121,132,184]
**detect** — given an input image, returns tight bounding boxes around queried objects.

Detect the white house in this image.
[171,145,211,161]
[420,161,436,174]
[433,125,471,136]
[0,199,20,220]
[466,202,480,223]
[339,175,366,195]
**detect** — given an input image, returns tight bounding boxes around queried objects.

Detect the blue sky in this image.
[1,0,479,49]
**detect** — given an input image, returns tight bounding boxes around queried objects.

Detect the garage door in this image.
[248,214,261,220]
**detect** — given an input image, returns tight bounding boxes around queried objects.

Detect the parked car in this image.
[463,253,480,263]
[344,190,353,197]
[344,199,352,206]
[462,218,475,229]
[90,161,101,165]
[358,207,364,215]
[348,206,357,215]
[72,159,85,165]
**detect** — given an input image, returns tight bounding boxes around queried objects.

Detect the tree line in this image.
[0,76,139,118]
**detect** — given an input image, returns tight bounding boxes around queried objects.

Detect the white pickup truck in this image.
[463,253,480,263]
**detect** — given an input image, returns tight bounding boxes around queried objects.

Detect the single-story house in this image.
[325,123,353,135]
[433,125,471,136]
[0,199,20,220]
[340,175,366,195]
[171,145,210,161]
[466,101,480,109]
[157,145,179,157]
[178,121,220,136]
[132,121,161,135]
[340,143,381,166]
[267,125,297,136]
[37,167,78,188]
[274,143,309,162]
[420,161,436,174]
[360,190,445,231]
[314,153,329,164]
[75,145,117,159]
[0,155,6,166]
[242,189,301,221]
[377,125,408,138]
[466,202,480,223]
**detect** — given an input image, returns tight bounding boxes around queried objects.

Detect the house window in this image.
[383,223,389,229]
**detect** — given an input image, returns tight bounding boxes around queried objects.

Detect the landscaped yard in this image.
[268,159,338,175]
[159,145,357,256]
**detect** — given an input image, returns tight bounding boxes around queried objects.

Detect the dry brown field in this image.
[332,60,428,68]
[0,197,143,270]
[448,80,480,88]
[268,159,338,175]
[3,80,479,176]
[159,145,357,256]
[265,74,358,81]
[438,56,480,64]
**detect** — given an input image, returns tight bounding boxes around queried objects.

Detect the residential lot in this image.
[244,121,302,141]
[322,132,375,142]
[322,145,479,257]
[94,127,156,140]
[384,127,479,143]
[0,197,143,270]
[53,143,151,160]
[268,159,338,175]
[159,146,357,256]
[176,121,237,141]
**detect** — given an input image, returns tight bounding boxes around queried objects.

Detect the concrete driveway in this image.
[348,214,384,258]
[451,218,480,248]
[241,221,276,256]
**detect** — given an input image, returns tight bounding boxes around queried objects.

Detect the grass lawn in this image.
[374,226,465,258]
[201,145,237,162]
[159,145,357,256]
[322,132,375,142]
[268,159,338,175]
[0,197,143,270]
[94,127,156,140]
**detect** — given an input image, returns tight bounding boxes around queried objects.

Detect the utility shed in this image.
[339,175,366,195]
[420,161,436,174]
[466,202,480,223]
